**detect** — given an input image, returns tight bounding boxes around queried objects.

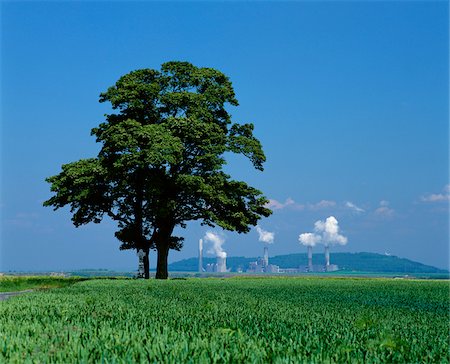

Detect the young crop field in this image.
[0,276,87,293]
[0,277,448,363]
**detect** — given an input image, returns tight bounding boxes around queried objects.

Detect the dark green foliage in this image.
[44,62,271,279]
[0,278,448,362]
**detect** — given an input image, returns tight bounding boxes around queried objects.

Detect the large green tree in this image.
[44,62,272,279]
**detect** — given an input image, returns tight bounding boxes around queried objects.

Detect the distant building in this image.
[300,264,339,272]
[245,249,341,274]
[246,258,279,273]
[205,257,229,273]
[216,256,227,273]
[247,260,264,273]
[278,268,302,274]
[325,264,339,272]
[266,264,280,273]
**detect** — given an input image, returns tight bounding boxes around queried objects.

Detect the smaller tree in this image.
[44,62,272,279]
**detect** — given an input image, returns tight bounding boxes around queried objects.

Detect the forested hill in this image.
[168,252,447,273]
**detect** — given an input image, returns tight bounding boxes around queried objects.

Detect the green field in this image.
[0,277,448,363]
[0,276,87,293]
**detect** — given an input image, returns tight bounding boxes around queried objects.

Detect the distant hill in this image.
[169,252,448,274]
[68,269,134,278]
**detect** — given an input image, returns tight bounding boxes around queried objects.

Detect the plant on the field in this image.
[44,62,271,279]
[0,278,448,362]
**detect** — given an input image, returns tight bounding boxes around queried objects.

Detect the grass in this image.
[0,276,87,292]
[0,277,448,363]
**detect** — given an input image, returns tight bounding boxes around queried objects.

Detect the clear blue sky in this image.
[1,1,448,271]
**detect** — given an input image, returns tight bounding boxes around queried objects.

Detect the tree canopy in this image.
[44,61,272,279]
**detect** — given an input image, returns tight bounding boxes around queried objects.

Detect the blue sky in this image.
[1,1,448,271]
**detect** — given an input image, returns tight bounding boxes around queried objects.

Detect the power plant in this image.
[302,244,338,272]
[323,245,338,272]
[245,244,339,273]
[198,218,345,274]
[205,255,228,272]
[246,245,280,273]
[197,241,340,274]
[216,256,227,272]
[298,216,345,272]
[201,231,229,272]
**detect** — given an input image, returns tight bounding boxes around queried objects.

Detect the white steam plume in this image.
[256,225,275,244]
[314,216,348,246]
[204,231,226,258]
[298,232,322,247]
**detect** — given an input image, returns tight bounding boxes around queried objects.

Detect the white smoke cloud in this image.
[308,200,336,210]
[256,225,275,244]
[266,198,296,210]
[203,231,226,258]
[345,201,365,213]
[298,232,322,247]
[374,200,395,217]
[267,198,338,212]
[314,216,348,246]
[421,185,450,203]
[422,194,450,202]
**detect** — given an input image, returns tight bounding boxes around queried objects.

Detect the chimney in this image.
[307,246,313,272]
[198,239,203,272]
[325,245,330,267]
[263,246,269,267]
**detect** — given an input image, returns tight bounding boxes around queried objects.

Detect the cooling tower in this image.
[307,246,313,272]
[216,256,227,272]
[198,239,203,273]
[324,245,330,267]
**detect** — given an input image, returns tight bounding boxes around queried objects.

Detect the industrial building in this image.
[246,258,280,273]
[244,244,340,273]
[198,234,340,274]
[204,256,228,273]
[246,245,280,273]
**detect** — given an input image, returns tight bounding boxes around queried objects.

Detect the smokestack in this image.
[325,245,330,266]
[307,246,313,271]
[263,246,269,267]
[198,239,203,272]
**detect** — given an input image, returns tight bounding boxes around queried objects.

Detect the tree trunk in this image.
[136,238,150,279]
[134,169,148,278]
[155,242,170,279]
[143,248,150,279]
[154,212,175,279]
[137,248,145,279]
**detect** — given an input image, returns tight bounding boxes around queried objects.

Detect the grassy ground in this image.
[0,276,87,292]
[0,277,448,363]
